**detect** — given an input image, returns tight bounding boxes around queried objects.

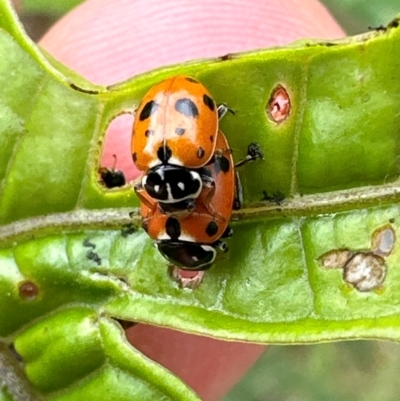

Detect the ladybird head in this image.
[157,241,216,270]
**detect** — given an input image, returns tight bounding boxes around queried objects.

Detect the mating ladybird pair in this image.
[132,75,262,271]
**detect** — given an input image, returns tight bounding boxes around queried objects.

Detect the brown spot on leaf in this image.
[343,253,386,292]
[318,224,395,293]
[266,85,291,123]
[18,280,39,300]
[320,249,354,269]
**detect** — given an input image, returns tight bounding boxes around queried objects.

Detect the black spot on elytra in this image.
[157,146,172,163]
[132,152,137,163]
[214,155,230,173]
[175,127,185,136]
[210,135,214,142]
[166,217,181,240]
[175,98,199,118]
[139,100,158,121]
[145,129,154,137]
[203,94,215,111]
[206,221,218,237]
[197,147,205,158]
[185,77,199,83]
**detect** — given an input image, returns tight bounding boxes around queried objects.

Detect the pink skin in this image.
[39,1,344,400]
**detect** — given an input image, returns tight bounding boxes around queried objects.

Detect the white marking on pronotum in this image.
[166,183,173,202]
[201,245,217,262]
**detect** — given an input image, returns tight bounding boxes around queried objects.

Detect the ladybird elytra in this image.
[131,75,219,171]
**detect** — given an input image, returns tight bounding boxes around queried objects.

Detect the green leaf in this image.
[1,0,400,399]
[21,0,84,16]
[322,0,400,34]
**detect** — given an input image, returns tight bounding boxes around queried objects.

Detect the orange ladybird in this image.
[132,75,222,171]
[138,130,236,270]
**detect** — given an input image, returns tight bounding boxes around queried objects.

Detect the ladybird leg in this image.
[235,142,264,168]
[133,175,143,191]
[214,240,228,253]
[199,167,215,188]
[134,179,158,210]
[221,226,233,238]
[233,171,243,210]
[200,173,231,221]
[217,103,235,120]
[201,179,216,207]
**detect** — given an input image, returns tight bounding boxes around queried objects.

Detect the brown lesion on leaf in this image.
[318,225,396,292]
[266,85,291,124]
[343,253,386,292]
[18,280,39,300]
[319,249,354,269]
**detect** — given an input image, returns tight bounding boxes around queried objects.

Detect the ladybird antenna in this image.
[217,103,235,120]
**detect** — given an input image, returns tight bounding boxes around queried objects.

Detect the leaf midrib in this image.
[1,179,400,248]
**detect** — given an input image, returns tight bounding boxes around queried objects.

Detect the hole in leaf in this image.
[319,249,354,269]
[169,265,205,289]
[100,113,138,184]
[266,85,291,123]
[371,225,396,256]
